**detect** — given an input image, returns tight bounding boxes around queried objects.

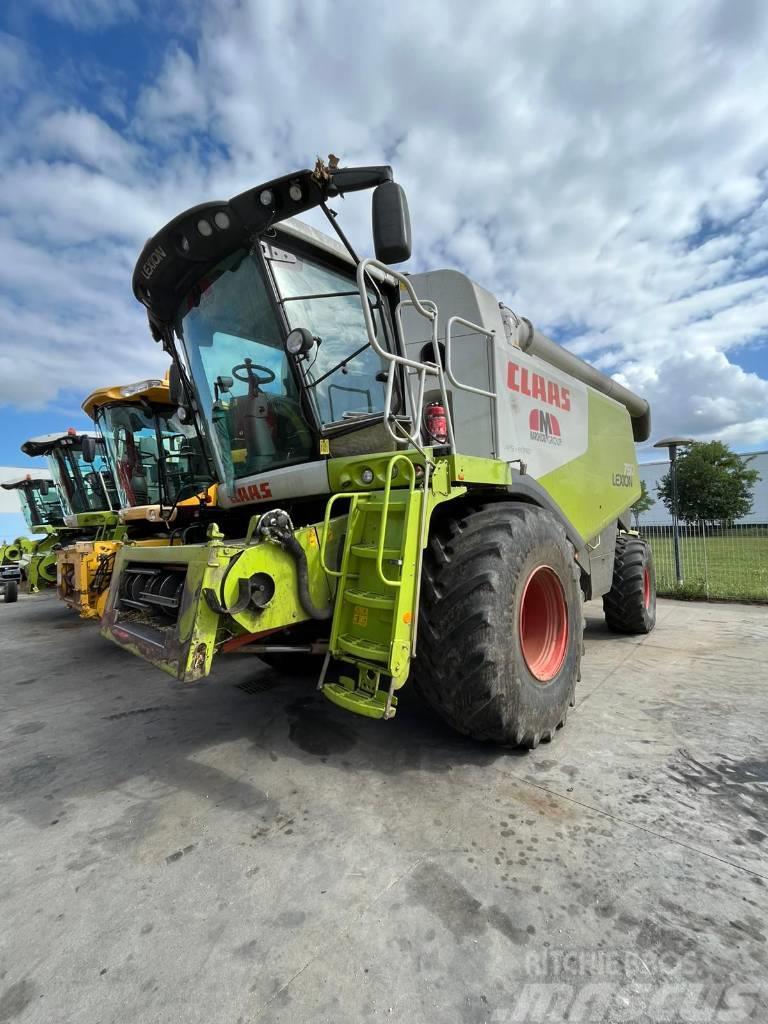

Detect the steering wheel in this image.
[231,359,276,387]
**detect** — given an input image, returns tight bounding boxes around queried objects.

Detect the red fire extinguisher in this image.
[424,402,448,444]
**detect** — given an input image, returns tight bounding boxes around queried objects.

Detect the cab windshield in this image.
[95,403,210,508]
[176,244,391,489]
[18,482,64,530]
[48,442,119,517]
[178,250,312,489]
[268,249,390,425]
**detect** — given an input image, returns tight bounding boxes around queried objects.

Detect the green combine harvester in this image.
[17,431,123,591]
[1,470,68,593]
[102,159,655,746]
[1,470,66,598]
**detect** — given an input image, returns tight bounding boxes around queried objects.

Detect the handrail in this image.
[444,315,497,399]
[376,455,416,587]
[319,492,363,578]
[356,260,457,453]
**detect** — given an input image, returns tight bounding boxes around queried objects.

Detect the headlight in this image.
[197,218,213,237]
[120,379,164,397]
[214,211,230,230]
[289,183,303,202]
[285,327,315,356]
[360,467,374,485]
[259,189,274,207]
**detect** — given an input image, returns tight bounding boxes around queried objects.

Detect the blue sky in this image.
[1,0,767,538]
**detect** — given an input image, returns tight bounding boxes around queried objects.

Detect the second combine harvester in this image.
[102,160,655,747]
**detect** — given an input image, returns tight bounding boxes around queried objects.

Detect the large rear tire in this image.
[3,580,19,604]
[603,534,656,634]
[416,503,583,747]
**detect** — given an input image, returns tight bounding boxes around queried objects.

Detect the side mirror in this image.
[372,181,411,265]
[169,362,186,407]
[81,435,97,463]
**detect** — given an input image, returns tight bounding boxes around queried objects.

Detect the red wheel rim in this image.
[643,566,651,609]
[519,565,569,683]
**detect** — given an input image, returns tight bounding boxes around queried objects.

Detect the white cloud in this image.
[38,108,140,174]
[0,0,767,451]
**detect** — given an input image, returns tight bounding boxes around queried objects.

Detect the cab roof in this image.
[81,376,171,420]
[20,431,101,457]
[1,469,53,489]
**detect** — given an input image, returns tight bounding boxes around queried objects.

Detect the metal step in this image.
[337,633,389,662]
[343,588,396,610]
[349,543,402,560]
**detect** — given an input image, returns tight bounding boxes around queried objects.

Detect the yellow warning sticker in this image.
[319,438,330,455]
[352,605,369,627]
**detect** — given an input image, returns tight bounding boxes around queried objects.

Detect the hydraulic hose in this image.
[283,533,332,621]
[256,509,332,621]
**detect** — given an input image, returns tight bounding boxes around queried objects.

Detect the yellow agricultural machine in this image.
[56,377,216,618]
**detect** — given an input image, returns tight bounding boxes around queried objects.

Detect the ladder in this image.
[319,455,427,719]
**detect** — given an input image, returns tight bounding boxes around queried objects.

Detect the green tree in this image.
[657,441,760,525]
[630,479,655,527]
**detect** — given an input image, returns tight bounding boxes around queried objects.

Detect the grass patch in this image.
[644,532,768,603]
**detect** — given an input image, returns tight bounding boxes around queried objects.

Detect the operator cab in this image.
[0,471,65,532]
[20,431,119,525]
[176,231,396,492]
[83,378,213,523]
[132,162,414,503]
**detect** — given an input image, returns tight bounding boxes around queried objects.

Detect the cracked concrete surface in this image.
[0,594,766,1023]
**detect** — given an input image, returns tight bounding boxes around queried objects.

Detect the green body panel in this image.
[14,516,128,594]
[1,537,35,564]
[101,518,345,681]
[72,510,124,532]
[537,391,640,540]
[25,529,81,591]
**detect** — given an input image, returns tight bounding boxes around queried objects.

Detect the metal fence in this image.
[640,522,768,602]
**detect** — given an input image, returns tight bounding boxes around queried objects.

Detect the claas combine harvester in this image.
[56,376,218,618]
[15,431,122,591]
[102,160,656,746]
[0,470,65,597]
[12,432,121,593]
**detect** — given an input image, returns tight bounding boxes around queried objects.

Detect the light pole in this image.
[653,437,693,585]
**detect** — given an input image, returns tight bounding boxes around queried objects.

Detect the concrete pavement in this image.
[1,594,766,1023]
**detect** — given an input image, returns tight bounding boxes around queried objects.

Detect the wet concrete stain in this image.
[103,705,173,721]
[12,722,45,736]
[65,852,101,872]
[8,754,58,794]
[285,697,357,758]
[407,862,530,946]
[670,749,768,823]
[0,978,37,1021]
[274,910,306,928]
[14,679,36,686]
[233,939,260,959]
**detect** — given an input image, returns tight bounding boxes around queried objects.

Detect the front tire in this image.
[416,502,583,747]
[4,580,19,604]
[603,534,656,634]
